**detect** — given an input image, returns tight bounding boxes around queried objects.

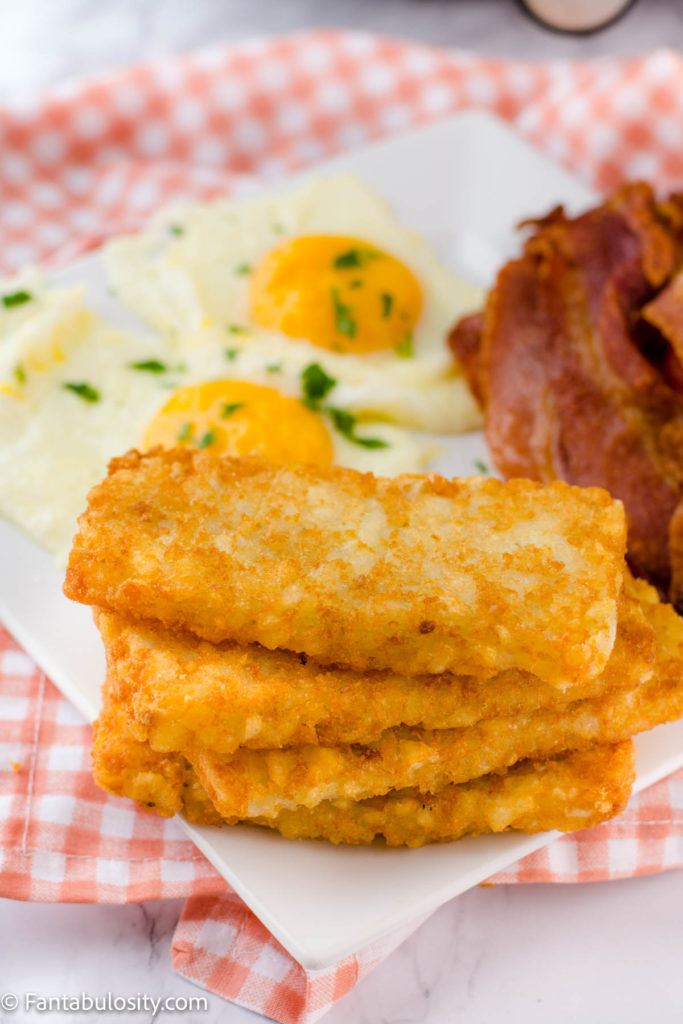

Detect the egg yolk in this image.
[249,235,422,354]
[142,380,334,467]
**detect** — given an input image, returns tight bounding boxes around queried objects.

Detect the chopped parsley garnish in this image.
[178,422,193,442]
[235,263,252,276]
[331,289,356,339]
[63,381,99,403]
[197,430,216,449]
[349,279,363,289]
[327,407,389,449]
[395,333,414,358]
[224,348,241,361]
[327,407,354,435]
[2,290,32,308]
[128,359,167,373]
[302,363,337,408]
[273,222,285,235]
[169,224,185,237]
[13,364,26,385]
[266,363,282,373]
[333,248,380,270]
[226,324,247,335]
[381,293,393,318]
[301,365,388,447]
[221,402,245,418]
[474,459,489,475]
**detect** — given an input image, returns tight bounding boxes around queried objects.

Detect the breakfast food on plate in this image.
[179,664,683,819]
[7,139,683,858]
[93,686,636,846]
[449,182,683,607]
[0,268,433,564]
[104,579,683,822]
[193,744,636,847]
[0,175,487,566]
[64,450,626,682]
[66,454,683,847]
[0,272,169,559]
[92,693,223,825]
[104,175,484,433]
[95,575,655,755]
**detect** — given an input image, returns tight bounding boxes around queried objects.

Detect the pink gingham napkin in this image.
[2,30,683,1022]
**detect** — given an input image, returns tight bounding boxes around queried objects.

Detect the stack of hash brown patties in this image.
[64,451,683,846]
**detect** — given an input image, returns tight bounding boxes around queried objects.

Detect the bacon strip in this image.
[450,183,683,605]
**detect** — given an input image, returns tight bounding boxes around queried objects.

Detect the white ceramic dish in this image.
[3,110,683,970]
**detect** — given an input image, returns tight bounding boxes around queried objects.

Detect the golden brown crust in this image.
[239,743,636,847]
[92,689,185,819]
[184,644,681,819]
[91,677,223,825]
[94,570,655,757]
[67,449,626,683]
[184,679,646,819]
[183,575,679,819]
[92,688,635,847]
[89,567,682,846]
[95,571,681,823]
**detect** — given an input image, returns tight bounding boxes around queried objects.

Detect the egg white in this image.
[104,175,484,433]
[0,273,435,563]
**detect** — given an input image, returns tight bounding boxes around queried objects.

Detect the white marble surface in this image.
[3,867,683,1023]
[2,1,683,1021]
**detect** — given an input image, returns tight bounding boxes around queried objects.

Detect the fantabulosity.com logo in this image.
[0,992,209,1016]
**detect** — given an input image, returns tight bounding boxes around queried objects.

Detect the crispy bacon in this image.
[450,183,683,606]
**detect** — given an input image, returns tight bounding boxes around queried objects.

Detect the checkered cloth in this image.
[2,30,683,1023]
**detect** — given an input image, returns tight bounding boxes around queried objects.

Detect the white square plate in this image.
[3,110,683,970]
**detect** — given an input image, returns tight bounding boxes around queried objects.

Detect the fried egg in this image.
[104,176,484,433]
[141,378,424,476]
[0,274,432,562]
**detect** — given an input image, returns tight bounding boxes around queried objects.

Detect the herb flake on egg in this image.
[395,333,414,359]
[128,359,168,373]
[327,407,389,449]
[197,430,216,449]
[333,248,380,270]
[221,402,245,419]
[2,290,32,309]
[331,289,356,340]
[302,363,337,409]
[301,364,389,449]
[63,381,100,403]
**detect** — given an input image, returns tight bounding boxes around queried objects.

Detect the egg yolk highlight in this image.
[249,235,422,354]
[142,380,334,467]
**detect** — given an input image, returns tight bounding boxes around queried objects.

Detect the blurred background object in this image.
[520,0,636,34]
[0,0,680,102]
